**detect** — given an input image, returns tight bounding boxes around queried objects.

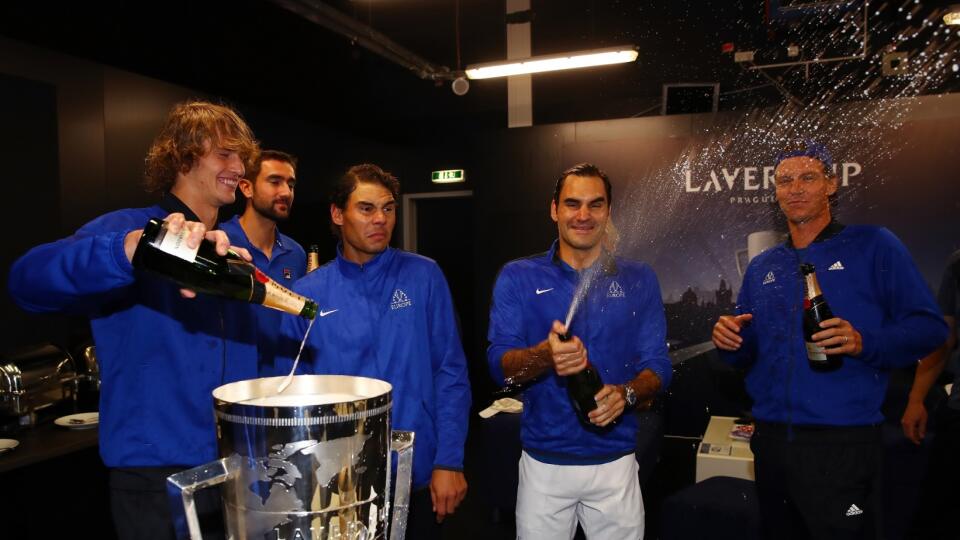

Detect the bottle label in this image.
[151,225,198,263]
[805,341,827,362]
[257,268,309,315]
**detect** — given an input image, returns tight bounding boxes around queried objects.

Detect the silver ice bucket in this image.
[167,375,414,540]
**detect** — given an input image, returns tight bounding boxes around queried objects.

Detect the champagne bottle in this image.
[132,218,318,319]
[560,331,605,421]
[800,263,841,372]
[306,244,320,273]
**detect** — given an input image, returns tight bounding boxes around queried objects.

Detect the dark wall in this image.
[0,36,470,353]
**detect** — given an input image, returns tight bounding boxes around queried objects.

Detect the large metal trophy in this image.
[167,375,414,540]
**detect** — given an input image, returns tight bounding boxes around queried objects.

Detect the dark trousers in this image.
[110,467,224,540]
[751,423,883,540]
[402,485,443,540]
[910,407,960,539]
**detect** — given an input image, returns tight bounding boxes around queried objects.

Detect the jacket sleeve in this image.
[486,266,526,386]
[717,272,758,369]
[633,267,673,389]
[857,229,948,369]
[8,215,138,314]
[427,265,471,470]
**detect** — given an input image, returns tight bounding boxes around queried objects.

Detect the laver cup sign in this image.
[133,218,318,319]
[167,375,414,540]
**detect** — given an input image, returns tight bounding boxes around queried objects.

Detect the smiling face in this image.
[331,181,396,264]
[175,138,245,214]
[551,174,610,264]
[774,156,837,226]
[240,159,296,221]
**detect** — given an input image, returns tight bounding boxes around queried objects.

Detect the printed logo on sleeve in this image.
[762,271,776,285]
[828,260,845,271]
[607,281,625,298]
[390,289,412,310]
[535,287,554,295]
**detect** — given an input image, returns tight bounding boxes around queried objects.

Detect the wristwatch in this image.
[621,384,637,408]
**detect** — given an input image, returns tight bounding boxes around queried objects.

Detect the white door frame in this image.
[402,190,473,253]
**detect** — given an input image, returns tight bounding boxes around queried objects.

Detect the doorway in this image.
[401,190,479,376]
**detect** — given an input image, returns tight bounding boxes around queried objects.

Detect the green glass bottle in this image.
[801,263,841,372]
[560,331,604,421]
[132,218,317,319]
[306,244,320,273]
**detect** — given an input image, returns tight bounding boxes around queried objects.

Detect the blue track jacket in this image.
[219,216,305,374]
[720,224,948,426]
[8,194,259,467]
[277,246,471,489]
[487,241,672,465]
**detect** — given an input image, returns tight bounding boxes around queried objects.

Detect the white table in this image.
[695,415,755,483]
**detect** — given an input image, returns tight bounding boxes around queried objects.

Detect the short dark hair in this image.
[553,163,612,206]
[244,149,298,182]
[329,164,401,237]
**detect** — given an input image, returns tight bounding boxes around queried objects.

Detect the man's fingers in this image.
[231,246,253,262]
[179,288,197,299]
[712,331,742,351]
[714,325,743,344]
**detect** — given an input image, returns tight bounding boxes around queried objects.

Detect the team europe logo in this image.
[391,289,412,310]
[607,281,625,298]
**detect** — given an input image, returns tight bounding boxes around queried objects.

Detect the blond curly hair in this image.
[144,101,260,193]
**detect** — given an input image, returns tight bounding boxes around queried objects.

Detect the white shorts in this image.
[515,451,644,540]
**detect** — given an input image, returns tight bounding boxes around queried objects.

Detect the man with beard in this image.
[220,150,306,372]
[712,141,947,539]
[487,163,671,540]
[8,101,260,539]
[278,163,470,539]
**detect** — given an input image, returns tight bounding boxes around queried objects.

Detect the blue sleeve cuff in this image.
[487,346,509,386]
[110,228,136,276]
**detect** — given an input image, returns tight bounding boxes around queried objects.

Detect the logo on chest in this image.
[390,289,412,310]
[762,271,776,285]
[606,281,625,298]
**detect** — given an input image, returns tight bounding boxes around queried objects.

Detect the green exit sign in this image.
[431,169,466,183]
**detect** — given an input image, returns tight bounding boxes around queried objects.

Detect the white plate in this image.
[0,439,18,454]
[54,412,99,429]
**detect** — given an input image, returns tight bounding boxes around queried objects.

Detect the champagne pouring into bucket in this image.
[167,375,414,540]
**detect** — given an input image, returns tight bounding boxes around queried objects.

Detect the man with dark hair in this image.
[8,101,261,539]
[712,141,947,539]
[278,163,470,539]
[220,149,305,373]
[487,163,671,539]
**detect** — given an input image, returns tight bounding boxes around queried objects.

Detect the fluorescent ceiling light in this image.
[945,5,960,25]
[465,46,638,80]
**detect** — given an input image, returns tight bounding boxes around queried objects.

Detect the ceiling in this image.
[1,0,958,137]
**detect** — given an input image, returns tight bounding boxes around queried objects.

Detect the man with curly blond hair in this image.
[9,100,261,540]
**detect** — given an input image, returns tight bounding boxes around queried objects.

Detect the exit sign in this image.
[431,169,466,183]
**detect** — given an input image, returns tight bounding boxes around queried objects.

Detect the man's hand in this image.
[811,317,863,356]
[712,314,753,351]
[123,213,252,298]
[587,384,627,427]
[430,469,467,523]
[901,401,929,445]
[547,320,589,376]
